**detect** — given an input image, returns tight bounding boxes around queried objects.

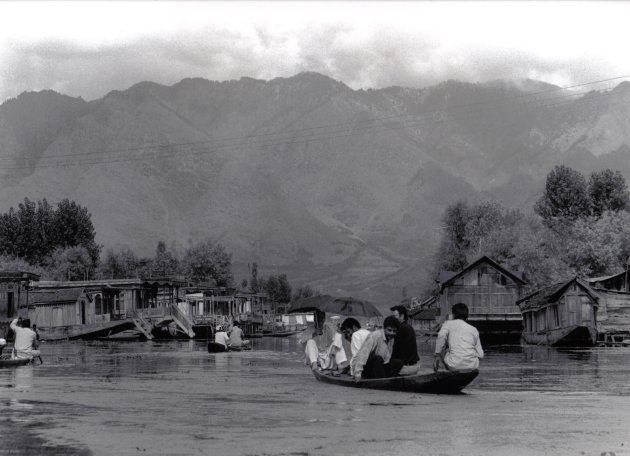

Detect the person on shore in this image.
[340,317,370,375]
[390,305,420,375]
[229,321,250,348]
[352,316,403,380]
[434,303,484,372]
[10,318,40,360]
[214,325,230,349]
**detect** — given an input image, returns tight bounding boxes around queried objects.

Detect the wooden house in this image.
[585,271,630,344]
[409,295,440,334]
[0,271,40,338]
[516,277,598,346]
[437,256,527,343]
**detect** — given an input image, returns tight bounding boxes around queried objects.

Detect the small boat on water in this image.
[207,342,252,353]
[312,369,479,394]
[0,357,33,368]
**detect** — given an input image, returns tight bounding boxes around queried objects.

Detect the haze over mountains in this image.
[1,72,629,305]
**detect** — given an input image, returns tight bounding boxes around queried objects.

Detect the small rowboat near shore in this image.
[0,357,33,368]
[312,368,479,394]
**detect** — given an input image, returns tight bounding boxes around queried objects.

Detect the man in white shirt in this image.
[434,303,484,371]
[340,317,370,375]
[10,318,39,360]
[214,325,230,349]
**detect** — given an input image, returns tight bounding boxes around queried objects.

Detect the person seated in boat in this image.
[433,303,484,372]
[10,318,40,360]
[0,338,6,358]
[352,316,403,381]
[300,312,347,372]
[214,325,230,349]
[298,310,325,370]
[318,316,348,372]
[229,321,250,348]
[340,317,370,375]
[390,305,420,375]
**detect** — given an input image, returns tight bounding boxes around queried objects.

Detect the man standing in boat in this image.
[390,305,420,374]
[433,303,484,372]
[352,316,403,380]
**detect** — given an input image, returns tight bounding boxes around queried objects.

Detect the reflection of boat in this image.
[263,330,299,338]
[0,357,32,368]
[312,369,479,394]
[207,342,252,353]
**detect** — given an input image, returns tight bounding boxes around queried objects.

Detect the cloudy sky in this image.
[1,1,629,103]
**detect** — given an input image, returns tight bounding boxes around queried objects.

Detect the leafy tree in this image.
[0,255,46,278]
[249,262,259,293]
[0,197,100,266]
[49,246,94,281]
[588,169,630,216]
[435,201,470,271]
[152,241,179,277]
[97,247,147,279]
[534,165,591,224]
[182,239,233,286]
[53,198,101,264]
[261,274,292,303]
[293,285,314,300]
[241,278,248,290]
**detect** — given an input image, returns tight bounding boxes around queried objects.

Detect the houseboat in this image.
[28,278,194,340]
[436,256,527,343]
[516,277,598,346]
[183,286,266,339]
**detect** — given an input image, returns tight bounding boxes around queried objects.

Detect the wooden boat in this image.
[0,357,32,368]
[207,342,252,353]
[312,368,479,394]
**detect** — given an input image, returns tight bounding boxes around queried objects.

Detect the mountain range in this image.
[1,72,629,306]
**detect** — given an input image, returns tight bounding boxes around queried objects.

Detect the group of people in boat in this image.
[213,321,251,350]
[0,318,41,362]
[299,302,483,380]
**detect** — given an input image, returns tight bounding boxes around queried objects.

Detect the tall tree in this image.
[435,200,470,271]
[49,246,94,281]
[249,262,259,293]
[534,165,591,223]
[153,241,179,277]
[588,169,630,216]
[183,239,233,286]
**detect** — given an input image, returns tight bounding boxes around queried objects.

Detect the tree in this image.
[97,247,146,279]
[249,262,259,293]
[293,285,314,300]
[53,198,101,264]
[49,246,94,281]
[152,241,179,277]
[589,169,630,216]
[182,239,233,286]
[435,201,470,271]
[534,165,591,224]
[261,274,292,303]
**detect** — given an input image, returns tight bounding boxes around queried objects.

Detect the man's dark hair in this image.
[340,317,361,331]
[22,318,31,328]
[383,315,401,330]
[232,321,240,327]
[390,305,409,322]
[452,303,469,320]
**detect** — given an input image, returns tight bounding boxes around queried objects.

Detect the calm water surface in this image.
[1,337,629,456]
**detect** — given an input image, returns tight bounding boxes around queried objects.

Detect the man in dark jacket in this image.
[390,305,419,372]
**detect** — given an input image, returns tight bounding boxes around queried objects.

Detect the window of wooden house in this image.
[500,275,507,286]
[95,295,102,315]
[551,305,560,328]
[581,302,592,323]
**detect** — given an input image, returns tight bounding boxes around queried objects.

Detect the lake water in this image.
[1,337,629,456]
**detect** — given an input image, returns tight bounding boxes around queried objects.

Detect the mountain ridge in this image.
[1,72,629,305]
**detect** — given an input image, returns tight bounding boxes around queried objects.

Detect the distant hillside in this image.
[1,73,629,307]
